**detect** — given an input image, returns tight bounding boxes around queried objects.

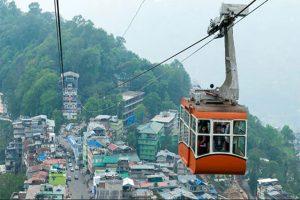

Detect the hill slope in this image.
[0,1,190,121]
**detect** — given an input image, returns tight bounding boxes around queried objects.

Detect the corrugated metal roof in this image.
[137,121,164,134]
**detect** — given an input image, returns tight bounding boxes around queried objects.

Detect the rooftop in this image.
[63,71,79,78]
[182,98,247,113]
[122,91,144,101]
[151,111,176,124]
[137,121,164,134]
[258,178,279,184]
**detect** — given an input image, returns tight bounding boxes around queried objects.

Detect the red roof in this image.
[42,159,66,168]
[108,143,118,151]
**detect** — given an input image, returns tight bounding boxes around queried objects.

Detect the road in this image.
[67,162,90,199]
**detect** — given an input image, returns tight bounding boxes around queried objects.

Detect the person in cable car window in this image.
[198,136,209,155]
[201,126,208,133]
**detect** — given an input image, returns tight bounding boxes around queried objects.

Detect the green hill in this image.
[0,1,190,122]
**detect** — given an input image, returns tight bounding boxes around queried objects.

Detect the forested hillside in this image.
[0,1,299,197]
[0,1,190,122]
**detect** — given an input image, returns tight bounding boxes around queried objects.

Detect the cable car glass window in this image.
[179,120,184,142]
[180,107,184,119]
[233,121,246,135]
[191,133,196,153]
[198,120,210,134]
[233,136,245,157]
[213,136,230,152]
[183,110,190,125]
[213,122,230,134]
[183,125,189,145]
[191,117,196,132]
[197,135,210,156]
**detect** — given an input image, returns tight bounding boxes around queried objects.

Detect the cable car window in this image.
[180,107,184,119]
[213,122,230,134]
[191,117,196,132]
[183,110,190,125]
[233,121,246,135]
[198,120,210,134]
[197,135,210,156]
[233,136,245,157]
[179,120,184,142]
[190,133,196,153]
[213,136,230,152]
[183,125,189,145]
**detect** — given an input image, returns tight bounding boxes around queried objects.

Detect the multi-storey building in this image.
[137,122,164,161]
[0,92,7,115]
[5,115,55,172]
[257,178,291,199]
[151,110,177,134]
[62,71,80,120]
[121,91,144,127]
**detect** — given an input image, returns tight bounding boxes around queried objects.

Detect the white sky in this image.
[13,0,300,131]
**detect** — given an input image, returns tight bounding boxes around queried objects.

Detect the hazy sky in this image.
[13,0,300,131]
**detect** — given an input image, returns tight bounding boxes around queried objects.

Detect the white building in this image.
[62,71,80,120]
[151,110,177,134]
[121,91,144,126]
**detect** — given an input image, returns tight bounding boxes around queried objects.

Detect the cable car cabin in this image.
[178,97,247,175]
[177,3,250,174]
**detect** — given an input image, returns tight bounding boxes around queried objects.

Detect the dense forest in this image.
[0,0,299,198]
[0,0,190,123]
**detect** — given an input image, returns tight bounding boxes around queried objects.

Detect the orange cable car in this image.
[178,3,249,175]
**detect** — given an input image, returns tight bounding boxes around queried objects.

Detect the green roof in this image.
[137,121,164,134]
[103,156,118,164]
[119,172,129,178]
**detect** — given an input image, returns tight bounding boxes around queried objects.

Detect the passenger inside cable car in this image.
[198,135,209,155]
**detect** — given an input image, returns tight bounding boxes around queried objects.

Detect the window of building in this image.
[191,116,196,132]
[197,135,210,156]
[233,121,246,135]
[213,136,230,152]
[190,133,196,153]
[198,120,210,134]
[233,136,245,157]
[213,122,230,134]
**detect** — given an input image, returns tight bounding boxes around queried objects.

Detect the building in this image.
[151,110,177,134]
[62,71,80,120]
[137,121,164,161]
[0,92,7,115]
[35,184,66,199]
[257,178,291,199]
[94,179,123,199]
[158,188,198,200]
[121,91,144,126]
[130,164,156,179]
[156,149,179,164]
[67,135,82,165]
[5,115,55,173]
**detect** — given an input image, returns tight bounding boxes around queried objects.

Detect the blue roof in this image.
[195,178,204,185]
[37,152,47,162]
[87,139,102,148]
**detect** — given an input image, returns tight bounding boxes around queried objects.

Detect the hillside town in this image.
[1,72,296,200]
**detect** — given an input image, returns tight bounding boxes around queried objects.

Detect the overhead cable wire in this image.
[122,0,147,38]
[54,0,65,87]
[181,0,270,63]
[76,0,269,114]
[82,72,167,114]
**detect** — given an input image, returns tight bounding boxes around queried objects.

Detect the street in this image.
[67,161,90,199]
